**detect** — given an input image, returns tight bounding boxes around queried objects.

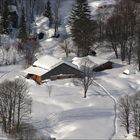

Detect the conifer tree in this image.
[44,0,53,27]
[0,0,10,34]
[18,10,28,43]
[69,0,97,57]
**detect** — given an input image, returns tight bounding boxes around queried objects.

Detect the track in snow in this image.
[93,80,118,140]
[0,70,12,79]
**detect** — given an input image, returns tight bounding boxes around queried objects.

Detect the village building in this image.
[24,55,82,83]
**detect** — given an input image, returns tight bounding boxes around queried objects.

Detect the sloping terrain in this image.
[0,0,139,139]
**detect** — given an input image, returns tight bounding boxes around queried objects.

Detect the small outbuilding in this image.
[72,55,113,72]
[24,55,82,83]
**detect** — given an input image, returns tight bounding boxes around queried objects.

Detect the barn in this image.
[24,55,82,83]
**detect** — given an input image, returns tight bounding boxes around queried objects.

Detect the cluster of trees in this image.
[0,0,56,38]
[0,0,10,34]
[1,0,139,67]
[0,0,47,32]
[43,0,61,37]
[68,0,140,71]
[0,78,32,136]
[0,0,40,66]
[119,93,140,137]
[106,0,139,64]
[0,0,96,60]
[0,0,61,67]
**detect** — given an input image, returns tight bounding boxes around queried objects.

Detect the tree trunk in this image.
[54,0,60,37]
[84,91,87,98]
[121,45,126,61]
[113,45,118,59]
[111,42,118,59]
[115,50,118,59]
[8,101,12,132]
[128,47,132,65]
[126,117,129,134]
[17,95,21,132]
[138,37,140,71]
[12,94,16,126]
[138,114,140,135]
[84,88,88,98]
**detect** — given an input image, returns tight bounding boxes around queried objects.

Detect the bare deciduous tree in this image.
[18,37,40,67]
[106,0,138,63]
[106,14,120,59]
[118,95,131,134]
[119,92,140,136]
[0,78,32,134]
[53,0,61,37]
[130,93,140,137]
[137,23,140,71]
[80,60,94,98]
[60,37,71,57]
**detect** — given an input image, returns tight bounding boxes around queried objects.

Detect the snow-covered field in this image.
[0,0,140,139]
[28,58,140,139]
[0,56,139,139]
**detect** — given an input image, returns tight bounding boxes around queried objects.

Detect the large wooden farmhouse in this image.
[24,55,82,83]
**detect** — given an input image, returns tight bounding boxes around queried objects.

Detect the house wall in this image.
[41,63,82,80]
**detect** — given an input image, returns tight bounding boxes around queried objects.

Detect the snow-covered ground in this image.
[28,57,140,139]
[1,55,139,139]
[30,78,114,139]
[0,0,139,139]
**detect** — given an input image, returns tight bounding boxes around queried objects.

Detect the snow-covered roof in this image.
[33,54,79,71]
[24,55,80,76]
[72,55,108,69]
[33,55,63,70]
[24,66,47,76]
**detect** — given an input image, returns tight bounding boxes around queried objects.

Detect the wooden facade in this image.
[32,75,42,82]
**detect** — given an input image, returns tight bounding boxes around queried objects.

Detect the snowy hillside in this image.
[0,0,140,139]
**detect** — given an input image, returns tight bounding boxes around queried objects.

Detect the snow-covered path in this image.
[93,80,118,140]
